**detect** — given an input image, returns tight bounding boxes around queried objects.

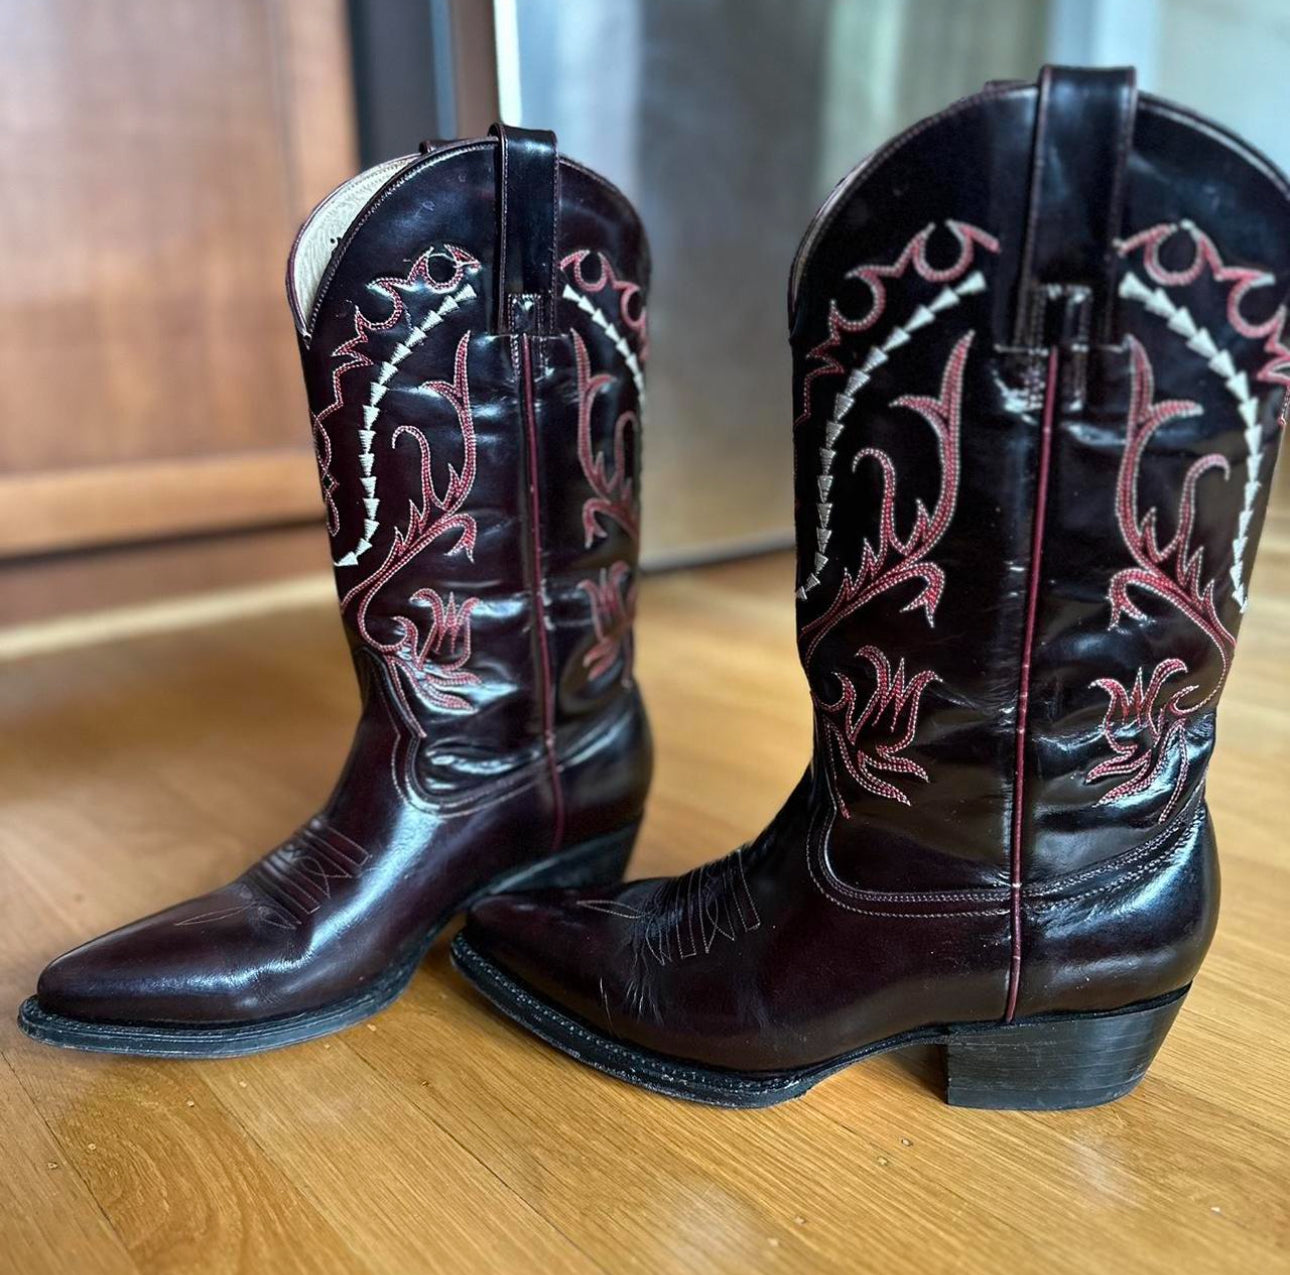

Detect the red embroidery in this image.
[799,332,972,811]
[1088,659,1194,820]
[572,330,640,547]
[339,332,481,730]
[313,246,481,542]
[563,252,644,694]
[796,222,998,426]
[801,332,971,669]
[1118,221,1290,389]
[561,248,649,358]
[816,646,940,810]
[1088,336,1237,821]
[1117,221,1284,611]
[578,562,636,684]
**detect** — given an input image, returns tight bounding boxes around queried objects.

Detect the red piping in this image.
[1006,347,1060,1022]
[519,336,565,853]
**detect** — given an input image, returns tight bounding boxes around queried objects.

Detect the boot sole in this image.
[450,936,1189,1111]
[15,822,640,1059]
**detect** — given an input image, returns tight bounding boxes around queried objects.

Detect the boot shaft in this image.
[287,128,648,801]
[790,68,1290,885]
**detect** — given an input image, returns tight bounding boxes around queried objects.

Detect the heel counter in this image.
[1014,800,1220,1017]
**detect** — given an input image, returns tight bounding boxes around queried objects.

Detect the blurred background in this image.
[1,0,1286,629]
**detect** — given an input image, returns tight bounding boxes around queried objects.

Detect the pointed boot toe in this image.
[34,937,137,1024]
[19,122,653,1057]
[453,66,1288,1110]
[460,882,656,1036]
[22,885,324,1052]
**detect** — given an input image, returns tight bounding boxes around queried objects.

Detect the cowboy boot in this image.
[453,69,1289,1109]
[19,125,651,1057]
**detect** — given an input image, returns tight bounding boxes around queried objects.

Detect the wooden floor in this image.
[2,543,1289,1274]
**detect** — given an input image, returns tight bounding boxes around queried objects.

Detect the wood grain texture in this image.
[0,0,354,564]
[0,523,332,628]
[2,538,1288,1273]
[0,449,321,559]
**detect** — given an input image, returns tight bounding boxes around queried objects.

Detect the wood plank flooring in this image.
[1,544,1287,1273]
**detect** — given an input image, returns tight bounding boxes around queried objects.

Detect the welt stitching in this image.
[479,965,789,1095]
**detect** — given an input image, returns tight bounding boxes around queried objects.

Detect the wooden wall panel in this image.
[0,448,321,558]
[0,0,357,616]
[0,523,333,629]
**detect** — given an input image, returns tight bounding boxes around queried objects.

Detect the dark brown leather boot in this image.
[453,69,1290,1109]
[19,126,651,1056]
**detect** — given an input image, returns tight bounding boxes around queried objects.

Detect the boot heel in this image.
[943,988,1188,1110]
[489,821,641,896]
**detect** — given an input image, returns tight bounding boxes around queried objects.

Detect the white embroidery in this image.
[798,250,990,599]
[562,284,645,402]
[1117,219,1290,611]
[335,282,477,567]
[1118,272,1261,609]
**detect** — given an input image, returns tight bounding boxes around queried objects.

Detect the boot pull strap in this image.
[489,122,560,335]
[1013,65,1138,347]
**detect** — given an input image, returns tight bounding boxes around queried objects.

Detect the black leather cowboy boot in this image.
[453,69,1290,1109]
[19,126,651,1056]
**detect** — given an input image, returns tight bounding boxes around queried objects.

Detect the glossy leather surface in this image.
[32,128,653,1027]
[465,68,1289,1070]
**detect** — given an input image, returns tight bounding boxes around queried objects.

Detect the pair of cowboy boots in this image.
[20,68,1290,1110]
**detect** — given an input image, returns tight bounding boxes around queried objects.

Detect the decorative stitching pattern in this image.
[579,562,637,685]
[339,331,481,737]
[1117,219,1288,609]
[378,673,641,819]
[816,646,940,809]
[1087,336,1237,823]
[806,804,1006,919]
[797,225,994,598]
[562,248,645,693]
[560,248,648,387]
[802,332,970,658]
[576,846,760,968]
[795,220,997,423]
[801,332,971,816]
[178,820,373,932]
[311,246,481,563]
[806,796,1205,917]
[572,330,640,547]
